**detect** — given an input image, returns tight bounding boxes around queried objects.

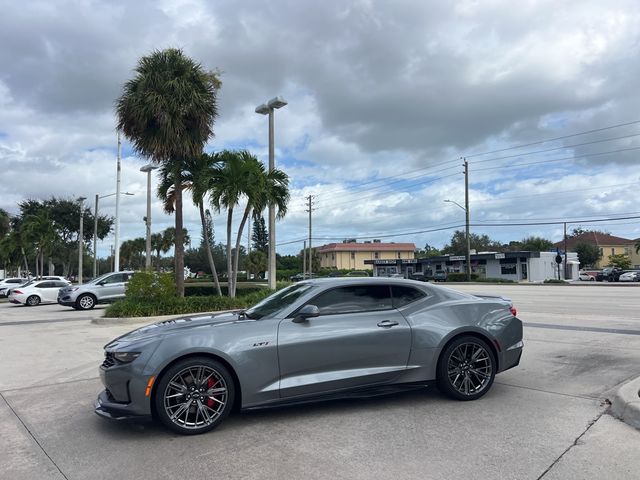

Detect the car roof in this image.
[297,277,424,286]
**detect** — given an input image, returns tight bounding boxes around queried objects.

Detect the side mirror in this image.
[292,304,320,323]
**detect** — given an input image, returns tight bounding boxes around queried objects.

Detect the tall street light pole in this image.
[140,164,158,270]
[114,132,122,272]
[255,96,287,290]
[444,198,471,281]
[93,191,134,278]
[77,197,87,284]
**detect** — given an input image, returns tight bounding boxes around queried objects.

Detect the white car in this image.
[619,271,640,282]
[0,277,30,297]
[578,272,595,281]
[8,279,72,306]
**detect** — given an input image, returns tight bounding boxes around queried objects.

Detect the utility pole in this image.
[463,158,471,282]
[303,240,307,276]
[93,194,99,279]
[306,195,315,276]
[77,196,87,284]
[247,215,251,281]
[563,222,568,279]
[114,132,122,272]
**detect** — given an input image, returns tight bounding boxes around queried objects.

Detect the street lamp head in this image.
[267,96,287,109]
[77,196,87,203]
[255,103,270,115]
[140,164,158,173]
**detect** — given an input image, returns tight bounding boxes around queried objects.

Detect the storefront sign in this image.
[449,256,465,261]
[495,253,505,259]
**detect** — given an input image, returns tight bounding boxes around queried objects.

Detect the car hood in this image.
[108,310,249,345]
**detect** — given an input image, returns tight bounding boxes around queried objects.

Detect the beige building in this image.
[553,232,640,269]
[317,241,416,271]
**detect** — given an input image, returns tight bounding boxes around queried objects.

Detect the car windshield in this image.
[245,283,314,320]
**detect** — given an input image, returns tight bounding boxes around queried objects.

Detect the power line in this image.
[465,119,640,158]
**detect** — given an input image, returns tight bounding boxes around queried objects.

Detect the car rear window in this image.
[391,286,427,308]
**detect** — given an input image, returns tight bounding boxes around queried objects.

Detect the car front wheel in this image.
[437,336,496,401]
[26,295,40,306]
[76,294,96,310]
[155,357,235,435]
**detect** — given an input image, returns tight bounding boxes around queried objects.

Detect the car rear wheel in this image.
[26,295,40,306]
[437,336,496,401]
[155,357,235,435]
[76,294,96,310]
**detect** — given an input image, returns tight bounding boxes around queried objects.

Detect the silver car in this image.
[58,271,135,310]
[95,278,523,435]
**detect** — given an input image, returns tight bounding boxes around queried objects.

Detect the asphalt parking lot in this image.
[1,284,639,480]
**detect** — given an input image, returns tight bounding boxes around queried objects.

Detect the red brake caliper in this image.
[207,378,218,408]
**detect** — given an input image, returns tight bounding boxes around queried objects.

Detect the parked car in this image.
[578,271,595,281]
[289,273,317,282]
[95,277,523,435]
[57,271,135,310]
[344,270,370,277]
[0,277,30,297]
[619,271,640,282]
[432,271,448,282]
[8,279,71,306]
[595,267,624,282]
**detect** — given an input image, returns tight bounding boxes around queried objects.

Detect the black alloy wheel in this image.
[437,336,496,401]
[154,357,235,435]
[26,295,40,306]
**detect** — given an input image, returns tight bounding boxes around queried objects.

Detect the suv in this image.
[595,267,623,282]
[0,278,30,297]
[57,271,135,310]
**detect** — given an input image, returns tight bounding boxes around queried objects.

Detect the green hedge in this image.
[474,277,516,283]
[445,273,479,282]
[543,279,568,284]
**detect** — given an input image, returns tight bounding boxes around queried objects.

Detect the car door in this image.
[98,273,127,300]
[44,281,68,303]
[277,284,412,399]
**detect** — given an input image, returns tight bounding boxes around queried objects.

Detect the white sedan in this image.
[578,271,595,281]
[619,271,640,282]
[8,279,71,306]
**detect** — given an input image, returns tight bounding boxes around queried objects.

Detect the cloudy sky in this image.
[1,0,639,258]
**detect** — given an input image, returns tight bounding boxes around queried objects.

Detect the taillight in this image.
[13,290,23,295]
[510,306,517,316]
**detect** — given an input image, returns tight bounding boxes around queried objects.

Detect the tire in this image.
[590,277,595,281]
[76,294,96,310]
[154,357,235,435]
[437,335,496,401]
[26,295,40,306]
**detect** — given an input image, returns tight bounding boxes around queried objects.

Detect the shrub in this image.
[543,279,568,284]
[445,273,479,282]
[126,271,176,302]
[474,277,516,283]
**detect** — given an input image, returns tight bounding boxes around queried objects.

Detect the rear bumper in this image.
[94,389,151,422]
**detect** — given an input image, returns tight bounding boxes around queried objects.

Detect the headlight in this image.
[112,352,141,363]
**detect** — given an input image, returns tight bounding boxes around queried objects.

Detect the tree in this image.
[116,48,221,297]
[0,208,10,238]
[574,243,601,268]
[519,236,553,252]
[21,211,58,278]
[636,239,640,254]
[415,243,441,259]
[442,230,501,256]
[246,250,267,279]
[608,253,632,270]
[158,153,222,296]
[210,150,289,297]
[252,215,268,254]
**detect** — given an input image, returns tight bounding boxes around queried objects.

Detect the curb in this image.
[610,375,640,429]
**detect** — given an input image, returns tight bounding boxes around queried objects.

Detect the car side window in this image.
[307,285,392,315]
[52,281,67,288]
[391,286,427,308]
[103,274,124,284]
[36,282,52,289]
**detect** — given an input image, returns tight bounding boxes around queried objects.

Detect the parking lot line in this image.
[524,322,640,336]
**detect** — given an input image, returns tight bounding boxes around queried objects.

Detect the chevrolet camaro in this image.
[95,278,523,435]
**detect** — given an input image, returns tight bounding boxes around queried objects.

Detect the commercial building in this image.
[553,232,640,269]
[366,251,580,282]
[317,240,416,271]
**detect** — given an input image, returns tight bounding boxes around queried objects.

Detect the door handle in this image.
[377,320,399,328]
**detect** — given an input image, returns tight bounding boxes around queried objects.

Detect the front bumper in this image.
[94,389,151,422]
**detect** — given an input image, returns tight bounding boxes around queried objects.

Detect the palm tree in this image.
[116,48,221,297]
[0,208,10,238]
[150,233,164,270]
[158,153,222,296]
[210,150,289,297]
[635,239,640,255]
[22,211,58,278]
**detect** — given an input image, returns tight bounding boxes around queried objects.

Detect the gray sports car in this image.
[95,278,523,435]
